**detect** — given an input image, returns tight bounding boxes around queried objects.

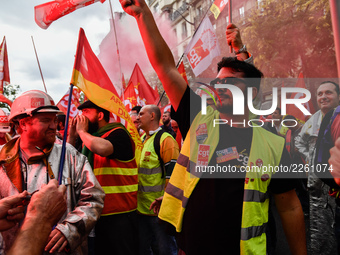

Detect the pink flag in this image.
[185,17,221,76]
[35,0,106,29]
[0,37,10,94]
[57,86,81,118]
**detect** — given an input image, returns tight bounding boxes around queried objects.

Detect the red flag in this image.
[210,0,228,19]
[35,0,106,29]
[128,64,159,106]
[123,82,138,112]
[286,73,315,122]
[71,28,142,162]
[177,61,188,84]
[0,37,10,94]
[185,17,221,76]
[57,86,81,118]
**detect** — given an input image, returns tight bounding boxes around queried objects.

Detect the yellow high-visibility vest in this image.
[159,106,284,254]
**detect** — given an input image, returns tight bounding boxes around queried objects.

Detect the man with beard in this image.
[119,0,306,254]
[0,90,105,254]
[161,111,176,139]
[69,100,138,255]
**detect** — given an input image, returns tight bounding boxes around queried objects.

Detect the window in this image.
[182,22,188,40]
[239,6,245,18]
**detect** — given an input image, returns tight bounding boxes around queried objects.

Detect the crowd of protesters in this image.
[0,0,340,254]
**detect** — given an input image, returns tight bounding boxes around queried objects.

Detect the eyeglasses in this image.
[210,77,248,88]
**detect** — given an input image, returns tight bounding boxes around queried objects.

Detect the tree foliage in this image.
[241,0,337,79]
[0,84,20,111]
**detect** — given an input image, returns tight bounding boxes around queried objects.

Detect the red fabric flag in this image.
[286,72,315,122]
[71,28,142,162]
[210,0,228,19]
[177,61,188,84]
[0,37,10,94]
[128,64,159,106]
[35,0,106,29]
[185,17,221,76]
[57,86,81,118]
[123,81,138,113]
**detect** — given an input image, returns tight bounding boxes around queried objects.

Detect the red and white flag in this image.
[123,81,138,113]
[185,17,221,76]
[57,86,81,118]
[177,61,188,84]
[35,0,106,29]
[210,0,228,19]
[286,73,316,122]
[0,37,10,94]
[127,64,159,106]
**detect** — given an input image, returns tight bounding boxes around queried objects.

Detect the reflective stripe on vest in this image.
[138,130,173,215]
[159,106,284,254]
[94,127,138,216]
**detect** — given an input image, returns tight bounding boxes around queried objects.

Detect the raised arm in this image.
[119,0,187,110]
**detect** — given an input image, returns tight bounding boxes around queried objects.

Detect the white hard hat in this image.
[0,109,10,133]
[9,90,61,122]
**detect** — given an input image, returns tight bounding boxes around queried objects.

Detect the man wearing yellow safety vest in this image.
[119,0,307,254]
[68,100,138,255]
[137,104,179,255]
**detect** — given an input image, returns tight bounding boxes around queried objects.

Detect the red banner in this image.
[35,0,106,29]
[0,37,10,94]
[70,28,142,162]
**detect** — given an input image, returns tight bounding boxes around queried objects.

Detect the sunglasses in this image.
[210,77,248,88]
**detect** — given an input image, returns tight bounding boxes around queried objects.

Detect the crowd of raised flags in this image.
[0,0,316,132]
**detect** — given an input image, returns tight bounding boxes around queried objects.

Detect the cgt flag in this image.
[185,17,221,76]
[128,63,159,106]
[0,37,10,94]
[286,73,315,122]
[71,28,143,162]
[123,81,138,113]
[210,0,228,19]
[57,86,81,118]
[35,0,106,29]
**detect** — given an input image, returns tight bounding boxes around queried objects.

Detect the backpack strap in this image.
[154,129,166,178]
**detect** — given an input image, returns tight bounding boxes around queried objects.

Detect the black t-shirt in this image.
[172,86,296,254]
[105,128,134,161]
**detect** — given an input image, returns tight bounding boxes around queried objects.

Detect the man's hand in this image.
[226,23,243,51]
[26,179,67,226]
[329,137,340,184]
[75,115,89,135]
[149,196,163,215]
[45,229,68,253]
[0,191,28,231]
[119,0,148,18]
[67,116,79,146]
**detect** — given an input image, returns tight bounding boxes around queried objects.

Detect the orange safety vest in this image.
[93,128,138,216]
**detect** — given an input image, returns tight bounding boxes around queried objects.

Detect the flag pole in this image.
[31,36,48,93]
[157,53,185,106]
[58,84,74,184]
[229,0,233,53]
[330,0,340,79]
[108,0,124,101]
